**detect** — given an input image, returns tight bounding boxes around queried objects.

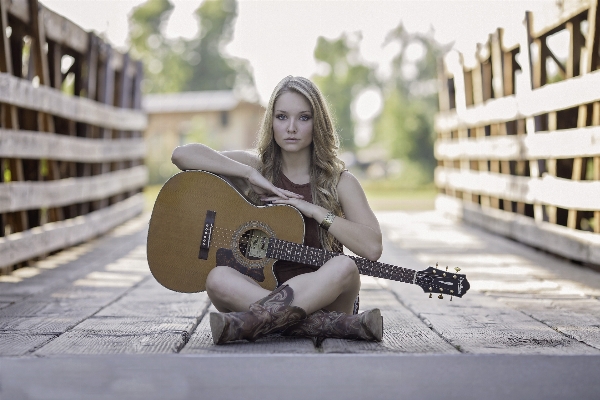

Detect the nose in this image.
[287,119,296,134]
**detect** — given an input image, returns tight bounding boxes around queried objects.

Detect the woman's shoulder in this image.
[337,170,363,193]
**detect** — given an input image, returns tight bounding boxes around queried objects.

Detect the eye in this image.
[300,114,311,121]
[275,114,286,120]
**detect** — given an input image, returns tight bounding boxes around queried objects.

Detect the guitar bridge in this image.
[198,210,216,260]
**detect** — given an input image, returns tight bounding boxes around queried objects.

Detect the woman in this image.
[171,76,383,345]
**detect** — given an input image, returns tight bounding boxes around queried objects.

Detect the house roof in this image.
[143,90,250,114]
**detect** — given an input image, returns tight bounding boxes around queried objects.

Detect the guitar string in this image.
[205,226,421,283]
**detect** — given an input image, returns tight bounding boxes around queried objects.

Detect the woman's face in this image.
[272,91,313,154]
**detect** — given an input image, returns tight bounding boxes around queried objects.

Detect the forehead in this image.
[274,91,312,112]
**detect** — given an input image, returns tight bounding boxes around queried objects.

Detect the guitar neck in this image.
[266,238,417,285]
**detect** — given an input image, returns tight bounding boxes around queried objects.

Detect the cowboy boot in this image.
[282,308,383,342]
[210,284,307,345]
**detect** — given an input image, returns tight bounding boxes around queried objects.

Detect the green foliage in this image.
[129,0,190,93]
[372,24,446,178]
[128,0,255,94]
[312,34,374,151]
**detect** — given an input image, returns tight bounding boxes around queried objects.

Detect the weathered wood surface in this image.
[0,193,144,268]
[0,165,147,213]
[435,68,600,131]
[0,129,145,162]
[0,0,146,274]
[1,210,600,357]
[0,73,147,131]
[435,127,600,160]
[435,167,600,210]
[437,194,600,266]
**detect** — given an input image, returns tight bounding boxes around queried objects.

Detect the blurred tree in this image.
[186,0,255,94]
[128,0,255,95]
[372,24,447,177]
[312,33,374,151]
[129,0,190,93]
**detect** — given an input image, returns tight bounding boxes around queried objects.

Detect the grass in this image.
[361,180,436,211]
[143,185,162,212]
[144,179,437,213]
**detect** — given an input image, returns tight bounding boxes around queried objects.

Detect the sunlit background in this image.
[42,0,567,210]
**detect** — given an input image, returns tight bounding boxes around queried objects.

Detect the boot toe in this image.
[364,308,383,342]
[209,312,228,345]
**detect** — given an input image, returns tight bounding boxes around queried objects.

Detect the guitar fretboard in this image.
[266,238,416,285]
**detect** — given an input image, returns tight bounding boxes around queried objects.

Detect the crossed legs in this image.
[206,255,361,315]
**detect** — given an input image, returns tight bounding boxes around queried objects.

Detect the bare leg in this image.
[285,255,360,315]
[206,266,269,312]
[206,255,360,315]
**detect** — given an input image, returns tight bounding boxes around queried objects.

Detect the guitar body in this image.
[147,171,305,293]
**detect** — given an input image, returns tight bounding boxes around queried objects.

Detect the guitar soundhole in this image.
[239,229,269,260]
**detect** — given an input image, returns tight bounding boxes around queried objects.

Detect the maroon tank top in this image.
[272,173,322,285]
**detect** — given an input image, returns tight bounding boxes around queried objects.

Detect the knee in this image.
[332,255,360,288]
[205,266,231,300]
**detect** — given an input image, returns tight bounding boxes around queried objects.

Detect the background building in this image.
[143,90,264,184]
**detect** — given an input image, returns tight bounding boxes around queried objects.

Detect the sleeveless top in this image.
[272,172,322,285]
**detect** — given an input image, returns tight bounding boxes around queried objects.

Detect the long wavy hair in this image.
[252,76,346,252]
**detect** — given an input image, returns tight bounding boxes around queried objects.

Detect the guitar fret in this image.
[267,237,417,285]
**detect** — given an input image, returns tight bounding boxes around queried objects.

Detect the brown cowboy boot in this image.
[282,308,383,342]
[210,284,307,345]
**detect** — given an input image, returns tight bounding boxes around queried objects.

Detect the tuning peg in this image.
[429,293,432,298]
[436,262,439,267]
[450,296,453,301]
[454,267,461,272]
[445,266,448,272]
[438,294,443,299]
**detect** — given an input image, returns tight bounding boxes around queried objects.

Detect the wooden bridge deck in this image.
[1,210,599,357]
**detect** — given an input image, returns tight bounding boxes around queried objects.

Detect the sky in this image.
[42,0,562,103]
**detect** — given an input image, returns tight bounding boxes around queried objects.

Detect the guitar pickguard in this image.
[216,248,266,282]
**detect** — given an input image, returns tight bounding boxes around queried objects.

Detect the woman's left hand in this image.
[260,196,321,219]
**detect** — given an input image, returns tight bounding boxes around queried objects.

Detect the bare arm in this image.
[171,143,302,200]
[262,172,382,261]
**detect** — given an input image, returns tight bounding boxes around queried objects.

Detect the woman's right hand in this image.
[246,168,302,201]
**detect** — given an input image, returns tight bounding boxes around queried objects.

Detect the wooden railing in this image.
[0,0,147,274]
[435,1,600,266]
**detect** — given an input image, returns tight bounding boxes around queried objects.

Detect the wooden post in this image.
[568,0,599,229]
[522,11,545,222]
[28,0,63,223]
[0,0,28,241]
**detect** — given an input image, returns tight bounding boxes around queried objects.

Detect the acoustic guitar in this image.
[147,171,470,300]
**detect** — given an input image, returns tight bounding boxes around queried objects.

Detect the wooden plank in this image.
[0,73,147,131]
[436,194,600,266]
[0,299,98,318]
[0,129,145,162]
[35,330,188,355]
[499,298,600,350]
[0,332,56,356]
[0,165,147,213]
[41,4,88,54]
[0,316,81,333]
[435,126,600,160]
[435,69,600,131]
[534,2,590,38]
[435,167,600,210]
[0,193,143,268]
[386,282,598,355]
[8,0,90,54]
[95,294,210,319]
[321,289,457,354]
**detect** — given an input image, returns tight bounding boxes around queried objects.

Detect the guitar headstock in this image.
[414,263,470,300]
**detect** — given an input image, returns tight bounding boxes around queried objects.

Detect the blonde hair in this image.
[252,76,346,252]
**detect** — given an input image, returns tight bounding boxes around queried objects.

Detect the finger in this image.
[276,188,303,199]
